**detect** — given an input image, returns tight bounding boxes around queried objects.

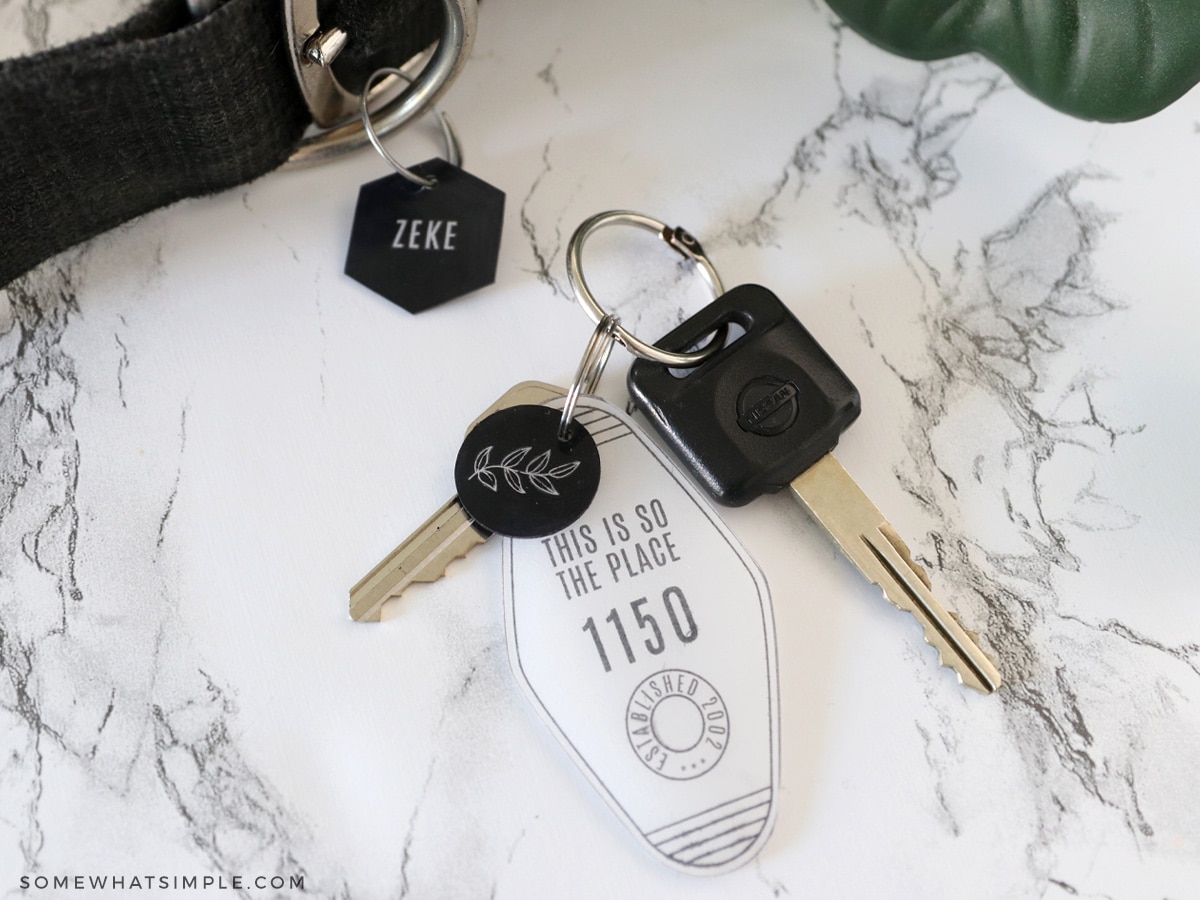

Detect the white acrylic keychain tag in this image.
[503,396,779,875]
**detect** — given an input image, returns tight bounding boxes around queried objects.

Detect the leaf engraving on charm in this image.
[470,445,581,496]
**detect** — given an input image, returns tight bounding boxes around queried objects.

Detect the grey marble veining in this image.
[739,24,1200,891]
[0,264,345,894]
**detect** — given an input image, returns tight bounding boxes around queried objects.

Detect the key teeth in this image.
[924,637,999,694]
[410,537,477,586]
[952,615,982,647]
[872,581,904,614]
[878,523,932,591]
[934,640,1002,693]
[877,588,999,694]
[869,579,959,669]
[926,633,961,677]
[947,611,1001,674]
[873,530,1000,692]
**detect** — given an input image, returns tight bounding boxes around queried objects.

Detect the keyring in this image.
[566,211,727,368]
[285,0,476,167]
[559,315,621,442]
[360,68,462,188]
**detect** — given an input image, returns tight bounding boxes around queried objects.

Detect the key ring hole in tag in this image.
[566,210,729,368]
[360,67,462,188]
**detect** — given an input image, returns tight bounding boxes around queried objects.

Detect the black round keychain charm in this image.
[454,405,601,539]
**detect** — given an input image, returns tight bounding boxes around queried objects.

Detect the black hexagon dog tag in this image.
[344,158,505,313]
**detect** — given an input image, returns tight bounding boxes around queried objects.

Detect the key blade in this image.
[862,526,1001,694]
[468,380,565,430]
[349,381,568,622]
[790,454,1002,694]
[349,499,488,622]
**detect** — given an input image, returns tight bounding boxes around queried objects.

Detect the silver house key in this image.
[349,380,565,621]
[349,213,727,622]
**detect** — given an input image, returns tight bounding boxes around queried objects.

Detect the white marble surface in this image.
[3,0,1200,897]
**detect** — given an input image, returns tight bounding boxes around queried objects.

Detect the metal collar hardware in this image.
[284,0,477,167]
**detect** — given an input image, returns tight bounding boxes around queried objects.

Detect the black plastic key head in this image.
[627,284,861,506]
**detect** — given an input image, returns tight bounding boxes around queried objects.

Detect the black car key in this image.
[628,284,1001,694]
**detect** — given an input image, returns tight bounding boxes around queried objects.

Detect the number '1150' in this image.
[582,586,698,673]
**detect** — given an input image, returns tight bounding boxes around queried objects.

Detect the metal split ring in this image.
[566,210,727,368]
[559,315,621,442]
[360,68,462,188]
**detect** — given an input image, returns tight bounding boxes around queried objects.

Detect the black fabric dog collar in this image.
[0,0,446,287]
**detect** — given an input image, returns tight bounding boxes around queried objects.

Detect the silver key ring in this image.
[558,314,621,442]
[360,68,462,188]
[566,210,727,368]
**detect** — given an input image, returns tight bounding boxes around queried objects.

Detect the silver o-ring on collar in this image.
[360,68,462,188]
[566,210,726,368]
[285,0,476,168]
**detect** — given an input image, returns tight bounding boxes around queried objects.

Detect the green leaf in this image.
[825,0,1200,121]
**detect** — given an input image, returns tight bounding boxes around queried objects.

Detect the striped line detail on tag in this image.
[576,407,631,447]
[644,787,773,868]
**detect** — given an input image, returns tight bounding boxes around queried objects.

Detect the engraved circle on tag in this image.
[344,158,506,313]
[625,669,728,780]
[455,404,600,538]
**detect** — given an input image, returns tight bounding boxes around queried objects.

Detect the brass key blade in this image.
[790,454,1002,694]
[349,381,567,622]
[349,500,488,622]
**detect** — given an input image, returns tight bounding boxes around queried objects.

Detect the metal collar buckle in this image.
[284,0,477,167]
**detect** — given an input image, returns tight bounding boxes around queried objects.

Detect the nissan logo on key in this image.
[736,377,800,436]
